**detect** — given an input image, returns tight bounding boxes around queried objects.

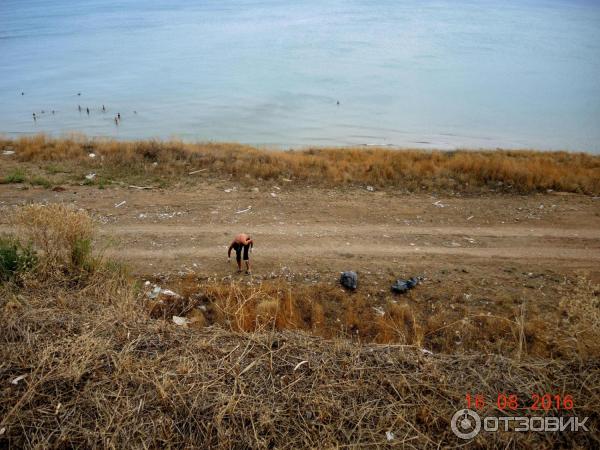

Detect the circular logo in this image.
[451,409,481,440]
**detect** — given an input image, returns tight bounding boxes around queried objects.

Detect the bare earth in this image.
[1,182,599,284]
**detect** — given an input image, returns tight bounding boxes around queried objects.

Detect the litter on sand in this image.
[88,153,96,158]
[2,150,15,156]
[391,276,422,294]
[433,200,445,208]
[85,173,96,180]
[189,169,207,175]
[270,192,277,197]
[236,206,252,214]
[114,201,126,208]
[366,186,375,192]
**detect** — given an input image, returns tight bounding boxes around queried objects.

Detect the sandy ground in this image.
[1,182,598,284]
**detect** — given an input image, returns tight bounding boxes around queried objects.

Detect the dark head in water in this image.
[117,113,121,120]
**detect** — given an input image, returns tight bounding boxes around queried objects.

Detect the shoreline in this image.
[1,131,597,154]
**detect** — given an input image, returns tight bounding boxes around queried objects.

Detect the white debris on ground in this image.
[114,201,126,208]
[236,206,252,214]
[136,210,188,221]
[88,153,96,158]
[432,200,446,208]
[385,431,395,442]
[157,211,184,219]
[224,187,237,193]
[10,374,27,385]
[172,316,191,326]
[421,349,434,356]
[270,192,277,197]
[372,306,385,316]
[366,185,375,192]
[85,173,96,180]
[2,150,15,156]
[147,285,182,300]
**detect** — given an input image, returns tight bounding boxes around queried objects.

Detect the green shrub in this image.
[2,169,26,184]
[30,176,52,188]
[71,238,94,272]
[0,237,37,282]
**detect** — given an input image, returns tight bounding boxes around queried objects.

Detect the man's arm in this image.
[227,241,235,258]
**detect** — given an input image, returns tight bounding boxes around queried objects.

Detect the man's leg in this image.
[235,246,242,272]
[243,244,251,274]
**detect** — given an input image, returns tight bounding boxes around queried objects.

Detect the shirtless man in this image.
[227,233,254,274]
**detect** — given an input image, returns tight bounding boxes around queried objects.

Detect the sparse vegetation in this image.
[0,236,37,282]
[1,205,599,448]
[29,176,52,188]
[2,135,599,193]
[1,168,26,184]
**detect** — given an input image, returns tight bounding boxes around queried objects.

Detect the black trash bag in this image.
[391,276,421,294]
[340,271,358,290]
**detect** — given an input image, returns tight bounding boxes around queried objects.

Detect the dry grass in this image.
[1,205,599,448]
[147,274,600,361]
[2,134,600,194]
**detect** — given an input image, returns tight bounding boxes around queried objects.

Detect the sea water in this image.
[1,0,599,151]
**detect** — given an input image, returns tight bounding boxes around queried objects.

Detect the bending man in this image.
[228,233,254,274]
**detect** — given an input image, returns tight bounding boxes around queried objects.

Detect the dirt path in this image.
[1,183,599,279]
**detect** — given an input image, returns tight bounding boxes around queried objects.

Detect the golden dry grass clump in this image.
[1,205,599,448]
[2,135,600,193]
[10,203,95,276]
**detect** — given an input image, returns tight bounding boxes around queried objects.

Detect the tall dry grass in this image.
[2,134,599,193]
[148,273,600,361]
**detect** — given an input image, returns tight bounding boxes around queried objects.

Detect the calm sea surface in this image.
[1,0,599,151]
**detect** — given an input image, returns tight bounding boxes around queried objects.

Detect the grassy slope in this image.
[2,135,600,194]
[1,205,599,448]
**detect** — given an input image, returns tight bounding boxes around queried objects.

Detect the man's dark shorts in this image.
[233,242,250,263]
